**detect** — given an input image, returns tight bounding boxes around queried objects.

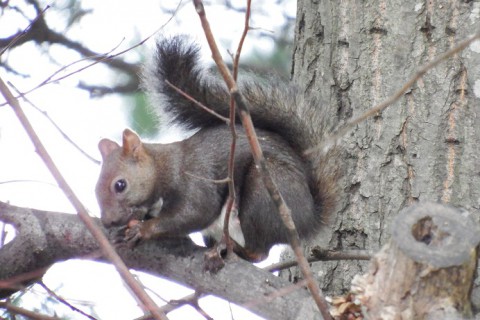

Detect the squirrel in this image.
[95,36,338,262]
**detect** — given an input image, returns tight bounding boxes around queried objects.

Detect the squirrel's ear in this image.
[98,139,120,160]
[122,129,144,158]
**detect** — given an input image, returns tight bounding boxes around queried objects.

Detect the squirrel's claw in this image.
[106,225,128,244]
[124,220,143,247]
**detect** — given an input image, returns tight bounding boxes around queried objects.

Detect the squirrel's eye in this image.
[114,179,127,193]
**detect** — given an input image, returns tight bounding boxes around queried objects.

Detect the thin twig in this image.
[38,281,96,320]
[0,39,125,108]
[140,291,213,320]
[243,279,308,309]
[1,0,183,106]
[192,0,239,260]
[157,293,197,314]
[0,179,59,188]
[0,5,51,57]
[223,0,252,258]
[168,291,213,320]
[0,266,50,292]
[264,249,372,273]
[310,247,372,261]
[0,78,167,320]
[8,81,100,165]
[165,80,230,123]
[312,31,480,154]
[232,0,252,80]
[191,1,332,319]
[0,301,60,320]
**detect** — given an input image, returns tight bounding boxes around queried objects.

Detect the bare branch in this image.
[1,0,184,98]
[265,249,372,273]
[222,0,252,259]
[0,4,51,56]
[165,80,230,124]
[313,31,480,154]
[38,281,96,320]
[0,301,60,320]
[168,291,214,320]
[191,1,332,318]
[0,201,321,320]
[8,81,100,165]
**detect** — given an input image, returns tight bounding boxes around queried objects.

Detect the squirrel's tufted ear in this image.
[98,139,120,160]
[122,128,145,159]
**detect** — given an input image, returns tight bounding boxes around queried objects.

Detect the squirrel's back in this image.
[142,36,338,243]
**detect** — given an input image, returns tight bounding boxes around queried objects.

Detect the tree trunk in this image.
[285,0,480,306]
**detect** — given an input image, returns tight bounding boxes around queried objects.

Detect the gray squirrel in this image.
[95,36,338,261]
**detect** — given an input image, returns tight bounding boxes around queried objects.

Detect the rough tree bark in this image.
[285,0,480,308]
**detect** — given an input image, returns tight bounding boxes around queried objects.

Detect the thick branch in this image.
[0,201,321,320]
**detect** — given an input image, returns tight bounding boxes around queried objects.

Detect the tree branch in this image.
[0,4,138,77]
[0,201,322,320]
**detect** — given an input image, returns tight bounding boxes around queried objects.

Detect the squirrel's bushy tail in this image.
[142,35,338,225]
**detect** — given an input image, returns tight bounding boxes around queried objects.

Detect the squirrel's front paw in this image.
[124,220,144,247]
[106,225,128,244]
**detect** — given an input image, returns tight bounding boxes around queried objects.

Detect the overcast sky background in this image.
[0,0,295,319]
